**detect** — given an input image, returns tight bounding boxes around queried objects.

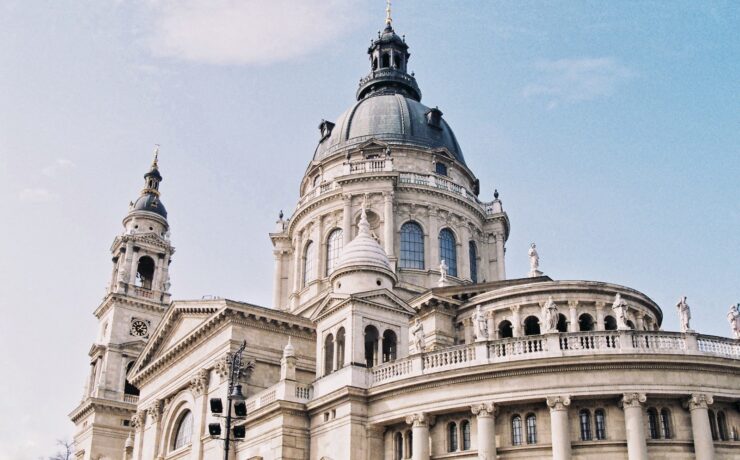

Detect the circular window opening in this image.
[376,279,382,286]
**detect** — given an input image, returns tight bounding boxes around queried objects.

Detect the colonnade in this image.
[399,393,717,460]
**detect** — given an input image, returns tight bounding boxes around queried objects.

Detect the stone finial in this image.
[124,433,134,450]
[676,296,692,333]
[471,402,496,417]
[728,304,740,339]
[686,393,713,411]
[283,336,295,358]
[528,243,543,277]
[546,395,571,411]
[621,393,647,408]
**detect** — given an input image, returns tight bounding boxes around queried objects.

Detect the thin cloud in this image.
[523,58,635,109]
[41,158,75,177]
[145,0,361,65]
[18,188,58,203]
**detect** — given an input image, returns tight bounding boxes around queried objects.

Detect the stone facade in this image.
[71,14,739,460]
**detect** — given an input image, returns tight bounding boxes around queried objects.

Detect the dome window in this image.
[318,119,335,141]
[435,162,448,176]
[426,107,443,129]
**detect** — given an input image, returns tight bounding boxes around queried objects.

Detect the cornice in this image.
[69,397,137,423]
[94,292,168,319]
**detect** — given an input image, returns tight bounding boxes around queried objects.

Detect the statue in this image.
[472,305,488,341]
[528,243,543,277]
[676,296,692,333]
[612,293,629,330]
[411,318,425,352]
[118,269,129,284]
[163,274,171,292]
[438,259,449,286]
[728,304,740,339]
[542,296,559,333]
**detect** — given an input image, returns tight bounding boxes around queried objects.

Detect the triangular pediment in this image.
[311,289,414,321]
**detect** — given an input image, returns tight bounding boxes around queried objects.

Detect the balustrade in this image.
[631,331,687,352]
[560,331,619,351]
[423,344,475,370]
[489,336,547,358]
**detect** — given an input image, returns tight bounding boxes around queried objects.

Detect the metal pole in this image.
[223,341,246,460]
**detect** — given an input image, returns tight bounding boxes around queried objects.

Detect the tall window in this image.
[172,410,193,450]
[468,241,478,283]
[326,229,343,276]
[447,422,458,452]
[709,410,719,441]
[595,409,607,440]
[717,411,729,441]
[647,409,659,439]
[394,432,403,460]
[461,420,471,450]
[323,333,334,375]
[660,409,672,439]
[124,362,139,396]
[303,241,315,286]
[400,222,424,269]
[512,415,523,446]
[406,430,413,457]
[382,329,397,362]
[526,414,537,444]
[336,328,345,369]
[439,228,457,276]
[579,410,592,441]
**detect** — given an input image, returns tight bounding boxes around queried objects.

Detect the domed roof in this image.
[132,193,167,218]
[334,206,393,274]
[313,93,465,164]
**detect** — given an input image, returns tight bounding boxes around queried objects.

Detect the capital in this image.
[130,410,147,430]
[511,304,521,314]
[621,393,647,409]
[568,300,578,309]
[686,393,713,411]
[189,368,210,397]
[405,412,435,427]
[546,395,571,411]
[471,402,496,417]
[146,400,163,422]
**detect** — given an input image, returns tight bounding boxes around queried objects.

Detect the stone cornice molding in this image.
[621,392,647,409]
[189,369,210,397]
[94,292,168,319]
[546,395,571,411]
[686,393,714,411]
[68,397,137,423]
[471,402,497,417]
[405,412,435,427]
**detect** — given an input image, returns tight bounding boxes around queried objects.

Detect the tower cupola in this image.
[131,146,167,219]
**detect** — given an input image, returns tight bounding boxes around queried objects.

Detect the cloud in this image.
[523,58,635,109]
[18,188,58,203]
[145,0,361,65]
[41,158,75,177]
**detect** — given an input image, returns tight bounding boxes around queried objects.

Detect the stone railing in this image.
[397,172,506,216]
[133,287,153,299]
[123,394,139,404]
[368,331,739,387]
[344,157,393,174]
[298,181,339,206]
[244,380,313,412]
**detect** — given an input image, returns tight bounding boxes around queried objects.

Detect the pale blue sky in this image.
[0,1,738,457]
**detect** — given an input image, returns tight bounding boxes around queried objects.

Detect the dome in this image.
[132,193,167,218]
[333,206,393,274]
[313,93,465,164]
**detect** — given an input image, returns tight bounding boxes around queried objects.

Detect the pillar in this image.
[471,403,496,460]
[568,301,578,332]
[464,318,474,344]
[406,413,434,460]
[495,232,505,280]
[377,335,384,366]
[383,191,394,258]
[428,207,440,269]
[621,393,648,460]
[292,235,301,293]
[486,312,496,340]
[595,302,605,331]
[146,401,163,460]
[546,396,571,460]
[460,225,471,281]
[343,194,352,246]
[687,393,715,460]
[511,305,521,337]
[189,370,210,460]
[272,250,283,309]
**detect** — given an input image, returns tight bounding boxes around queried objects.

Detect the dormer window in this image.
[426,107,443,129]
[318,119,335,141]
[435,162,448,176]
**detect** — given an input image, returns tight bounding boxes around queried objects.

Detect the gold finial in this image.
[152,144,160,168]
[385,0,392,26]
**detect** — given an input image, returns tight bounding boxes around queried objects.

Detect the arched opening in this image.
[439,228,458,277]
[135,256,155,289]
[526,413,537,444]
[394,432,403,460]
[595,409,607,440]
[556,313,568,332]
[604,315,618,330]
[625,320,636,330]
[303,241,316,286]
[405,430,413,458]
[124,362,139,396]
[578,313,595,331]
[335,328,345,369]
[579,410,592,441]
[364,325,379,367]
[709,409,719,440]
[172,410,193,451]
[382,329,397,362]
[323,333,334,375]
[326,229,343,276]
[393,54,401,69]
[523,316,540,336]
[381,53,390,68]
[400,222,424,269]
[461,420,471,450]
[660,408,673,439]
[717,411,729,441]
[498,320,513,338]
[511,415,523,446]
[372,57,378,71]
[468,241,478,283]
[647,408,659,439]
[447,422,458,452]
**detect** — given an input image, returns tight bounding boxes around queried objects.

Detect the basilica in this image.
[69,11,740,460]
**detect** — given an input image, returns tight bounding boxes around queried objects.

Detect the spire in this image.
[130,146,167,219]
[385,0,392,27]
[151,144,160,169]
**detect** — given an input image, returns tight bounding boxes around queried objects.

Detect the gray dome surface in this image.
[313,93,465,165]
[132,193,167,218]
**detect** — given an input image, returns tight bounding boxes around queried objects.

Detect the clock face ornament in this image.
[130,318,149,337]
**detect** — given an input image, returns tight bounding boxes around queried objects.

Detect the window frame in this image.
[526,413,537,444]
[438,228,458,277]
[595,409,607,440]
[468,241,478,283]
[399,222,425,269]
[579,409,592,441]
[512,414,523,446]
[325,228,344,276]
[172,410,193,451]
[302,240,316,286]
[447,421,458,452]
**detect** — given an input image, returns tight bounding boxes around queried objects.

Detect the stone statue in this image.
[118,269,129,284]
[676,296,692,333]
[542,296,559,333]
[727,304,740,339]
[472,305,488,341]
[163,274,171,292]
[612,293,629,330]
[528,243,543,277]
[411,318,425,352]
[438,259,449,286]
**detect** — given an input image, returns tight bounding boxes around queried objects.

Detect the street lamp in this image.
[208,340,253,460]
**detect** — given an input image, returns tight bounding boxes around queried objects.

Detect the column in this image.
[464,318,474,344]
[595,302,606,331]
[428,207,440,269]
[568,301,578,332]
[687,393,715,460]
[546,396,571,460]
[406,413,434,460]
[471,403,496,460]
[383,191,395,258]
[377,335,384,366]
[495,232,505,280]
[131,410,146,460]
[146,401,163,460]
[189,370,210,460]
[459,225,471,281]
[511,305,521,337]
[486,312,496,339]
[272,250,283,309]
[292,235,302,292]
[621,393,648,460]
[343,194,353,246]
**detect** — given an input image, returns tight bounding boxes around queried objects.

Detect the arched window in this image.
[394,432,403,460]
[135,256,155,289]
[524,316,541,335]
[303,241,315,286]
[405,430,413,457]
[323,333,334,375]
[461,420,471,450]
[512,415,523,446]
[381,53,390,68]
[647,408,659,439]
[364,326,379,367]
[435,162,448,176]
[604,316,617,330]
[172,410,193,450]
[336,328,345,369]
[660,408,672,439]
[124,362,139,396]
[447,422,458,452]
[400,222,424,269]
[556,314,568,332]
[625,320,636,330]
[709,409,719,441]
[526,413,537,444]
[595,409,607,440]
[579,410,592,441]
[439,229,457,277]
[578,313,595,331]
[382,329,397,362]
[326,229,343,276]
[717,411,729,441]
[468,241,478,283]
[498,320,513,338]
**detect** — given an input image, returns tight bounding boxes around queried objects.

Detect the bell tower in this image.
[69,147,174,460]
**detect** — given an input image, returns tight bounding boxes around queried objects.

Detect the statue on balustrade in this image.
[411,318,425,353]
[612,293,629,330]
[727,304,740,339]
[472,305,488,341]
[676,296,692,333]
[438,259,449,287]
[542,296,559,333]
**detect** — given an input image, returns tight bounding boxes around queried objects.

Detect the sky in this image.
[0,0,738,458]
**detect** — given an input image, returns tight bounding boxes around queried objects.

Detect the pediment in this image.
[311,289,414,322]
